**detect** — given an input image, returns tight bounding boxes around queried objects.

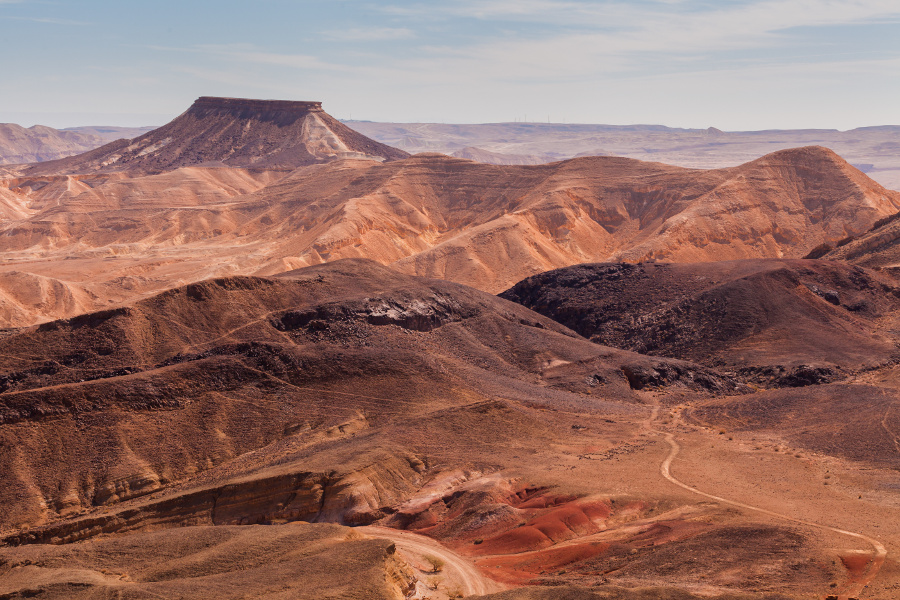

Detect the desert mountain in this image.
[3,99,900,597]
[0,258,736,531]
[2,260,898,598]
[23,97,409,176]
[500,259,900,381]
[0,145,897,328]
[0,259,800,598]
[349,120,900,190]
[0,125,159,167]
[0,124,107,165]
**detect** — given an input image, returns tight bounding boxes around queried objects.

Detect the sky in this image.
[2,0,899,130]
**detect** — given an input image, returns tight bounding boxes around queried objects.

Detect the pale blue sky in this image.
[2,0,899,129]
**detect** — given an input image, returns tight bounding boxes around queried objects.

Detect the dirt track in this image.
[361,526,505,596]
[654,406,887,599]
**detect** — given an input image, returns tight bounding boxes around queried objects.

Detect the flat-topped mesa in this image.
[189,97,325,126]
[25,97,409,175]
[193,97,323,112]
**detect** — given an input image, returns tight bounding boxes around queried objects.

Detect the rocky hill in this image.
[0,146,897,327]
[24,97,409,175]
[7,258,870,599]
[0,260,729,548]
[500,259,900,381]
[2,260,895,599]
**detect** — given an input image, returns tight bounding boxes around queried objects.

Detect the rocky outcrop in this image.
[271,293,479,334]
[2,447,427,546]
[821,207,900,268]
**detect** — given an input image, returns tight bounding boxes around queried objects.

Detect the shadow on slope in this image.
[501,259,900,385]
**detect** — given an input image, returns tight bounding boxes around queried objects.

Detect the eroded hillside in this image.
[0,143,897,327]
[3,260,892,599]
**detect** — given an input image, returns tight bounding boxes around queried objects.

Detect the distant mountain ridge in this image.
[63,125,157,142]
[347,120,900,190]
[5,114,899,188]
[0,124,101,165]
[0,124,156,166]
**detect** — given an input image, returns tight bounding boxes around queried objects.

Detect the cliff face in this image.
[25,97,409,175]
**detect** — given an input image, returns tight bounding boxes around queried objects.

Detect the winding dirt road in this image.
[363,401,887,599]
[360,526,505,597]
[652,405,886,599]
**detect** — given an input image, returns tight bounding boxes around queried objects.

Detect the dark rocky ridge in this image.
[501,259,900,383]
[192,96,324,118]
[24,97,409,175]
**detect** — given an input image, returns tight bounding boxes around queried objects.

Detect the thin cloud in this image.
[151,44,356,73]
[0,15,91,25]
[378,0,900,36]
[322,27,416,41]
[368,0,900,81]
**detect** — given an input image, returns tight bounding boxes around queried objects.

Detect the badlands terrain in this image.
[0,97,899,600]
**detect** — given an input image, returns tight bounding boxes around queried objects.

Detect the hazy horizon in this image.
[8,118,900,135]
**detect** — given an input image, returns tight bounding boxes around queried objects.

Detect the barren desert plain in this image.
[0,97,899,600]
